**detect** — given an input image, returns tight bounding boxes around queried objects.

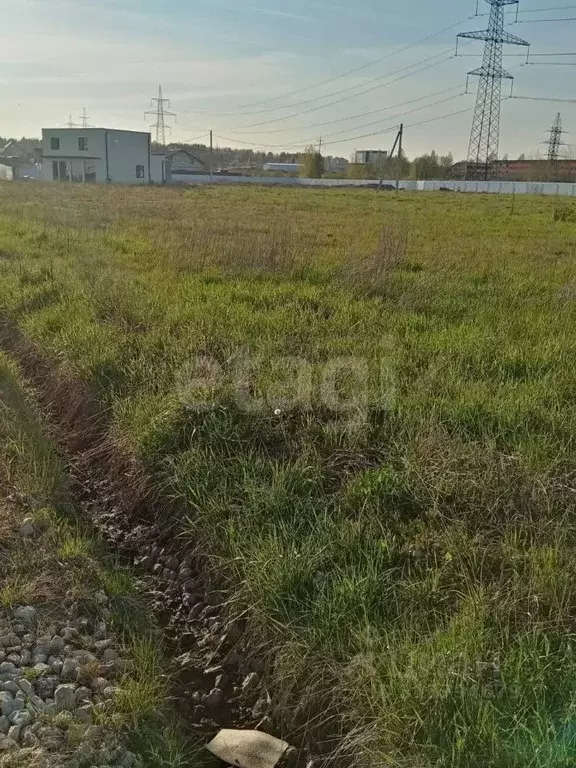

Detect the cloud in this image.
[248,6,316,22]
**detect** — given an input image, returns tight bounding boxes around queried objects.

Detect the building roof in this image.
[42,127,151,136]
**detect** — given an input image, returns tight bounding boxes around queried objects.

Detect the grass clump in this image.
[2,182,576,765]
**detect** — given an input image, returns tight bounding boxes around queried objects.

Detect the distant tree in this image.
[411,150,441,180]
[299,146,324,178]
[517,153,526,161]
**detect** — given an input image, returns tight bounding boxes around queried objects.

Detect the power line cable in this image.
[186,15,476,116]
[229,50,457,130]
[231,85,463,135]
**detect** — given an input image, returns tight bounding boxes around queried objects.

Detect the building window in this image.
[136,165,145,179]
[51,137,60,151]
[78,137,88,151]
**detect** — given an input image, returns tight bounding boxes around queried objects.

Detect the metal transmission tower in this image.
[78,107,92,128]
[145,85,176,146]
[458,0,529,180]
[547,113,565,162]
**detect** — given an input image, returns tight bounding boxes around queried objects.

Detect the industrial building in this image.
[41,128,167,184]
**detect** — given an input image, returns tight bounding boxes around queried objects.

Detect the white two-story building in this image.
[41,128,166,185]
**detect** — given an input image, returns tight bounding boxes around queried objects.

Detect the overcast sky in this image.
[1,0,575,159]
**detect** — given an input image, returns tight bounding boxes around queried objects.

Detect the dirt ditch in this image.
[0,318,349,768]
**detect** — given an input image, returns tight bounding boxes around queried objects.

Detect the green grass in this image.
[0,347,190,765]
[1,181,576,765]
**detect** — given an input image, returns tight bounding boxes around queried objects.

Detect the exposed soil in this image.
[0,318,345,768]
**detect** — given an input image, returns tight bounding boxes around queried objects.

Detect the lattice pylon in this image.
[458,0,529,180]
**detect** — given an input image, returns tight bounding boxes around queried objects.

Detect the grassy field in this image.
[1,181,576,766]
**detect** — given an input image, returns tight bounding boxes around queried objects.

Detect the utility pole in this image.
[145,85,177,146]
[396,123,403,191]
[318,137,323,155]
[66,114,76,128]
[458,0,529,180]
[209,130,214,182]
[79,107,91,128]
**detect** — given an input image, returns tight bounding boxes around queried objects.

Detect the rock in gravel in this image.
[29,695,46,713]
[75,705,93,724]
[36,676,59,699]
[242,672,261,692]
[7,725,20,742]
[13,606,36,623]
[2,699,24,718]
[17,679,33,697]
[54,684,77,712]
[3,682,19,696]
[75,686,92,703]
[10,709,33,727]
[19,517,36,538]
[50,662,63,679]
[20,650,31,666]
[15,691,26,701]
[207,729,292,768]
[0,663,17,675]
[0,737,18,752]
[0,717,7,734]
[61,658,79,681]
[203,688,224,709]
[0,693,13,706]
[22,730,38,748]
[49,636,65,655]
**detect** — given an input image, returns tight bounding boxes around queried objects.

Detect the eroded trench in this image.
[0,319,348,768]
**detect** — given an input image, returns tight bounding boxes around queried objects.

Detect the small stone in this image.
[33,663,50,674]
[48,663,62,682]
[94,639,113,652]
[13,606,36,623]
[45,703,57,716]
[54,684,77,712]
[29,696,45,713]
[18,680,33,697]
[11,626,25,638]
[0,663,17,675]
[10,710,32,727]
[62,658,79,681]
[19,651,31,666]
[15,691,25,701]
[7,725,20,742]
[242,672,260,692]
[0,737,18,751]
[252,697,271,718]
[103,648,118,661]
[74,705,93,724]
[203,688,224,709]
[49,636,65,655]
[22,634,34,644]
[60,627,77,642]
[3,683,18,695]
[36,677,59,699]
[19,518,35,538]
[32,654,47,665]
[93,622,106,640]
[75,686,92,703]
[21,730,38,748]
[1,699,24,717]
[90,677,108,693]
[83,725,104,741]
[0,717,7,734]
[6,655,20,666]
[102,686,116,699]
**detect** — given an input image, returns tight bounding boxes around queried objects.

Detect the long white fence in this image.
[172,174,576,196]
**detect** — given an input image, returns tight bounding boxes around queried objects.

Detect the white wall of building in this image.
[41,128,152,185]
[151,154,166,184]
